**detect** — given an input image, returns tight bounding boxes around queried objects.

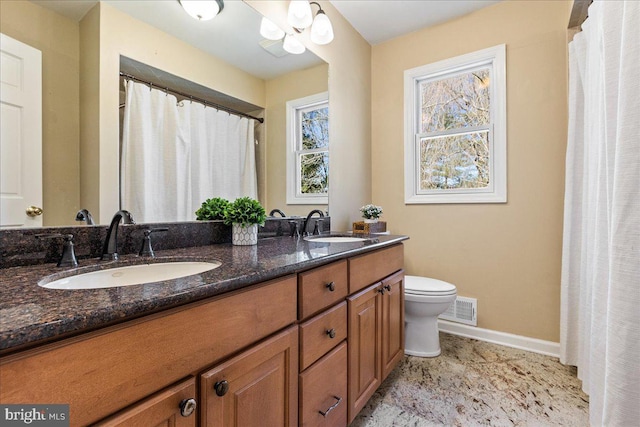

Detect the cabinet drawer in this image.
[299,342,348,427]
[349,244,403,293]
[299,260,348,319]
[299,302,347,371]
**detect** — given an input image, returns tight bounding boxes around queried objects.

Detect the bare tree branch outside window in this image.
[419,68,491,190]
[299,106,329,194]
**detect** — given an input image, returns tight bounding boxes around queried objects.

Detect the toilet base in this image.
[404,316,442,358]
[405,348,441,358]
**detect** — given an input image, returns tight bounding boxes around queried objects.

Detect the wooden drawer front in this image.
[348,244,403,293]
[94,377,196,427]
[0,276,297,427]
[299,342,348,427]
[200,326,298,427]
[299,302,347,371]
[299,260,348,320]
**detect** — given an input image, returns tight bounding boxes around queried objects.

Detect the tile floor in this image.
[351,333,589,427]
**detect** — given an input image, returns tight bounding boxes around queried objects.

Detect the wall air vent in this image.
[439,296,477,326]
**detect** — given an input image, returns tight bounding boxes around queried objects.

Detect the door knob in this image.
[26,206,43,217]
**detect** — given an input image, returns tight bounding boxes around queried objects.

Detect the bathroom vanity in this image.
[0,235,406,426]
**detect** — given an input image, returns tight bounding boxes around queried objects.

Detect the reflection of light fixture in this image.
[179,0,224,21]
[283,34,306,55]
[260,17,285,41]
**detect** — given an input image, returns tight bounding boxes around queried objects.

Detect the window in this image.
[404,45,506,204]
[286,92,329,204]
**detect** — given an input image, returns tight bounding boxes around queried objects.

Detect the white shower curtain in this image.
[121,80,257,223]
[560,1,639,426]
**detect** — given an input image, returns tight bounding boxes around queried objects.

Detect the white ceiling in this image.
[329,0,500,45]
[31,0,501,78]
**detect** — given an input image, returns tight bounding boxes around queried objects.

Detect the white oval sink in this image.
[39,261,221,290]
[305,236,367,243]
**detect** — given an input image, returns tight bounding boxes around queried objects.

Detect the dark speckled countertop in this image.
[0,234,407,355]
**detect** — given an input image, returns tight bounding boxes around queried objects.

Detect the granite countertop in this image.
[0,234,408,355]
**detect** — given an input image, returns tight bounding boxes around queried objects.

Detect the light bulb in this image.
[287,0,313,29]
[283,34,306,55]
[260,17,285,41]
[179,0,221,21]
[310,11,334,45]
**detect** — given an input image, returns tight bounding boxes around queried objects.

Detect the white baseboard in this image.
[438,319,560,358]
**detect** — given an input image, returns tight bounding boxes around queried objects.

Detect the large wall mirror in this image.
[0,0,328,227]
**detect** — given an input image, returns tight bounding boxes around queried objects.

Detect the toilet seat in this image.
[405,275,456,296]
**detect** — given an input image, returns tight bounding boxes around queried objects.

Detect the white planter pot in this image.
[364,218,379,223]
[232,223,258,246]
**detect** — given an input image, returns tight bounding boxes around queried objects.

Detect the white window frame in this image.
[286,92,329,205]
[404,44,507,204]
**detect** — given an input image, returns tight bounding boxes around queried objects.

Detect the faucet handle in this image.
[35,234,79,268]
[139,228,168,258]
[313,218,324,235]
[289,220,300,238]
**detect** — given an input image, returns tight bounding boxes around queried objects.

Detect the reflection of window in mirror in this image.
[286,92,329,205]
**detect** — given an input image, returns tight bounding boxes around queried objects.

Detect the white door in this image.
[0,33,42,227]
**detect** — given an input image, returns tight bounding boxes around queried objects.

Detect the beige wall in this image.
[85,2,266,223]
[248,1,372,230]
[1,0,80,226]
[371,0,571,342]
[265,63,329,217]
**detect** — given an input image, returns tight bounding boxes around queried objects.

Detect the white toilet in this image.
[404,275,457,357]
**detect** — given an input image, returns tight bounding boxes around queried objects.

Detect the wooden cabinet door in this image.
[93,377,197,427]
[200,326,298,427]
[381,270,405,380]
[347,283,381,424]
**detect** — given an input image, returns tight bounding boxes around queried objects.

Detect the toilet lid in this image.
[405,275,456,296]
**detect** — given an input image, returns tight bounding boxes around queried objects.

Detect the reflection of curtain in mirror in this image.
[121,80,257,222]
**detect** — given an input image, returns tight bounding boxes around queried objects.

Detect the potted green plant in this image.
[360,204,383,223]
[223,197,266,245]
[195,197,230,221]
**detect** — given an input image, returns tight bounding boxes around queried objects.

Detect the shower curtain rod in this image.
[119,72,264,124]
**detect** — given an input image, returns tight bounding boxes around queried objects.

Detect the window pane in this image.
[300,152,329,194]
[301,107,329,150]
[419,131,489,190]
[420,68,490,133]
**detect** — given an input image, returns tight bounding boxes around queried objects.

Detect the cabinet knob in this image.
[384,284,392,293]
[326,328,336,339]
[179,398,197,417]
[214,380,229,397]
[377,287,385,295]
[325,281,335,292]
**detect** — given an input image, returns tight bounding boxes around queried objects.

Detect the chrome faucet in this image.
[101,210,135,261]
[75,209,95,225]
[303,209,325,236]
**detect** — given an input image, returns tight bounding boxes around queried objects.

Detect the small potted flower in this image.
[360,204,383,223]
[223,197,267,245]
[195,197,230,221]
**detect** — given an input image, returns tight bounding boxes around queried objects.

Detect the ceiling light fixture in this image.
[179,0,224,21]
[279,1,333,54]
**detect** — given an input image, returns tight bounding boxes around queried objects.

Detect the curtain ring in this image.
[165,87,169,96]
[149,82,153,92]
